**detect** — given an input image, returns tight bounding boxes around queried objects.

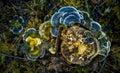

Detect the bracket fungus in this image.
[51,6,85,37]
[9,15,26,34]
[22,28,45,61]
[39,21,57,54]
[50,6,111,66]
[19,6,111,67]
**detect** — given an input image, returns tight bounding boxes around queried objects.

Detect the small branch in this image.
[0,53,26,60]
[85,0,90,13]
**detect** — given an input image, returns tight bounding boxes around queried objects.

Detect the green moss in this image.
[71,66,88,73]
[115,53,120,64]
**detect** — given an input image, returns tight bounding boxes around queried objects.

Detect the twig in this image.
[106,62,118,70]
[0,53,26,60]
[98,60,106,73]
[92,0,107,16]
[85,0,90,13]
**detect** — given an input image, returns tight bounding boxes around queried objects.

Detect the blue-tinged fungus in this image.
[9,15,26,34]
[13,15,26,25]
[63,15,81,26]
[97,31,111,62]
[50,28,58,37]
[10,24,23,35]
[59,12,70,24]
[84,37,94,44]
[51,12,63,27]
[78,11,94,29]
[10,20,23,34]
[60,12,83,25]
[51,6,85,37]
[22,28,45,61]
[80,19,86,25]
[90,21,102,31]
[58,6,78,13]
[82,11,90,19]
[22,28,37,41]
[17,16,26,24]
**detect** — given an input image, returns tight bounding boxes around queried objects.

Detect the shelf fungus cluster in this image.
[22,28,45,61]
[50,6,111,66]
[9,15,26,34]
[21,6,110,67]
